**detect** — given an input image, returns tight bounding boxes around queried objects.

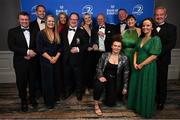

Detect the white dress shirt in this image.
[156,22,165,32]
[98,26,106,51]
[37,18,45,30]
[21,26,30,48]
[120,23,126,33]
[68,27,77,45]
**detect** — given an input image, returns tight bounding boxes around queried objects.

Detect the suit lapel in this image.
[71,28,79,45]
[18,27,28,48]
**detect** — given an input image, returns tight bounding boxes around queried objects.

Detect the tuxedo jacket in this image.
[7,26,38,69]
[94,23,116,52]
[30,20,40,33]
[155,22,177,66]
[115,23,128,34]
[61,27,88,65]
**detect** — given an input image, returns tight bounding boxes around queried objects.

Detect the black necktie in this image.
[68,28,76,32]
[41,20,45,24]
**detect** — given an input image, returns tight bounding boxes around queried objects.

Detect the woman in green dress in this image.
[121,15,141,104]
[128,18,162,118]
[122,15,141,66]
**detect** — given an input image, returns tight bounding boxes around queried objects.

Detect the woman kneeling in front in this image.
[93,34,130,116]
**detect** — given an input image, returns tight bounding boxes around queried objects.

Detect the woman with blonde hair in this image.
[37,14,61,110]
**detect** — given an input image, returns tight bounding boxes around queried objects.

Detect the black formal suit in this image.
[8,26,38,106]
[30,20,42,96]
[94,23,116,52]
[30,20,40,36]
[155,22,177,106]
[61,27,88,100]
[93,23,116,67]
[115,22,127,34]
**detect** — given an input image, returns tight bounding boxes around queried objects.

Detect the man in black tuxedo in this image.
[30,4,46,33]
[61,12,88,101]
[115,8,128,34]
[92,13,116,66]
[154,6,177,110]
[8,12,38,112]
[30,4,46,97]
[93,13,116,53]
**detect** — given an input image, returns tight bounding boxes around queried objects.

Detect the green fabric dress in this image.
[122,29,139,67]
[127,36,162,118]
[122,29,139,109]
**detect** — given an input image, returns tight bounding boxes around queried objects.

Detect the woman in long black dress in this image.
[37,15,61,110]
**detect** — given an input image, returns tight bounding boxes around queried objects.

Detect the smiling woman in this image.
[128,18,162,118]
[36,14,62,111]
[93,34,129,116]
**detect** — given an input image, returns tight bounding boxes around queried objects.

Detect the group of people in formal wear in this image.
[7,4,177,118]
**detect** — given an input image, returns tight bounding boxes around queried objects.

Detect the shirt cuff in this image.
[76,47,79,52]
[27,49,30,56]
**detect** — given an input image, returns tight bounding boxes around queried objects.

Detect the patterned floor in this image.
[0,79,180,119]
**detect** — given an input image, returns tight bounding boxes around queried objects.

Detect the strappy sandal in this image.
[94,105,103,116]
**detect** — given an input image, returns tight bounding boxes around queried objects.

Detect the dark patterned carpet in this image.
[0,79,180,119]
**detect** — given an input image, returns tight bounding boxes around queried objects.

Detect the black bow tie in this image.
[68,28,76,32]
[22,28,29,32]
[99,26,105,29]
[41,20,45,24]
[120,21,126,24]
[156,23,164,28]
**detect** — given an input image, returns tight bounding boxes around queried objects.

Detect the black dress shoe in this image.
[157,104,164,110]
[62,92,71,100]
[21,102,28,112]
[30,99,38,108]
[76,94,83,101]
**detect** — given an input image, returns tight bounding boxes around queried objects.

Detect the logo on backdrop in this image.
[31,5,38,15]
[82,5,93,15]
[56,5,68,16]
[132,4,143,15]
[107,5,118,15]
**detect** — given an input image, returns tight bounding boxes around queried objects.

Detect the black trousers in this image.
[83,51,98,89]
[64,61,83,95]
[14,62,37,102]
[157,65,168,105]
[41,60,60,107]
[93,76,117,107]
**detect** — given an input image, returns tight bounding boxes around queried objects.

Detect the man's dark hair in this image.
[36,4,46,11]
[18,11,30,19]
[118,8,128,14]
[69,12,79,20]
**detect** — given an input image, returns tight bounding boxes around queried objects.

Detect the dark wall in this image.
[0,0,20,50]
[0,0,179,50]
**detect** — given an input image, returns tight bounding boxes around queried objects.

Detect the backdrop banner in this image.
[20,0,154,24]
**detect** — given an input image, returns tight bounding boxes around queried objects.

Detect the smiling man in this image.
[154,6,177,110]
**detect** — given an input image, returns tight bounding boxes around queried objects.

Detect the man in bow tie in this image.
[30,4,46,31]
[8,11,38,112]
[154,6,177,110]
[93,13,116,53]
[115,8,128,34]
[61,12,88,101]
[30,4,47,99]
